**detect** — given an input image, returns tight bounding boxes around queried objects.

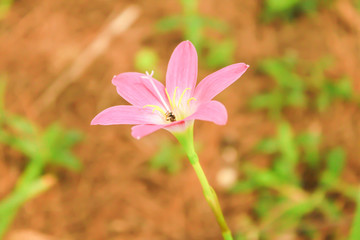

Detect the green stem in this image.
[349,187,360,240]
[0,175,55,239]
[175,124,233,240]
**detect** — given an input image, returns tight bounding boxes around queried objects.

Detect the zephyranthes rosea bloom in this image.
[92,41,249,239]
[91,41,249,138]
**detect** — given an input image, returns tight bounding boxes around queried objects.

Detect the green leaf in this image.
[320,148,345,187]
[205,39,235,68]
[256,138,278,154]
[156,16,182,32]
[316,91,331,112]
[0,76,6,114]
[42,124,83,171]
[0,0,13,19]
[201,17,230,33]
[319,199,342,220]
[5,114,38,136]
[349,189,360,240]
[285,90,307,108]
[149,141,185,174]
[277,122,298,164]
[265,0,300,12]
[134,48,159,74]
[331,78,353,99]
[296,133,321,168]
[183,14,205,51]
[255,191,280,218]
[230,181,256,193]
[180,0,198,14]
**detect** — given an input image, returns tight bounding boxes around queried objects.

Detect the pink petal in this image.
[131,124,165,139]
[194,63,249,103]
[186,101,228,125]
[112,72,169,108]
[131,120,187,139]
[166,41,198,101]
[91,105,163,125]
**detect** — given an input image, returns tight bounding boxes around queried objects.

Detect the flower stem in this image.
[175,124,233,240]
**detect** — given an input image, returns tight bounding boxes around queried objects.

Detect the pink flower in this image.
[91,41,249,139]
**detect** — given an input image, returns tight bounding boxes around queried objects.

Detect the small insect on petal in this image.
[165,111,176,122]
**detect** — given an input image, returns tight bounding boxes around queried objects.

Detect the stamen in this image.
[177,88,191,107]
[141,71,170,112]
[143,105,166,115]
[165,88,174,110]
[187,97,197,105]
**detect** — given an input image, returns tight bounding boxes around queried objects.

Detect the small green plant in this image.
[0,79,82,239]
[250,54,306,118]
[0,0,13,19]
[251,55,354,118]
[231,122,356,238]
[156,0,234,68]
[149,141,185,174]
[134,47,160,75]
[354,0,360,10]
[306,57,353,112]
[349,189,360,240]
[262,0,332,22]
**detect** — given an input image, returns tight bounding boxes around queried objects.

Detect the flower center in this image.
[141,71,197,123]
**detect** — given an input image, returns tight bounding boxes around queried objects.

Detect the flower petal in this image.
[91,105,163,125]
[112,72,169,108]
[131,124,164,139]
[194,63,249,103]
[186,100,228,125]
[130,100,227,139]
[166,41,198,102]
[131,120,187,139]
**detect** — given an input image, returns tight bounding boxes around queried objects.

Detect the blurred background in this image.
[0,0,360,239]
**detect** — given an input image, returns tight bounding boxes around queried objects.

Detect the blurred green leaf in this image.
[230,181,256,193]
[156,16,182,32]
[256,138,278,154]
[205,39,235,68]
[150,141,185,174]
[319,199,342,220]
[134,48,159,74]
[42,124,83,171]
[0,0,13,20]
[255,191,280,218]
[156,0,234,69]
[180,0,198,14]
[296,133,321,168]
[277,197,317,228]
[183,14,204,50]
[349,189,360,240]
[262,0,330,22]
[5,114,38,136]
[329,78,353,99]
[277,122,298,164]
[253,54,355,116]
[320,148,345,188]
[0,76,6,115]
[201,17,229,33]
[252,55,307,118]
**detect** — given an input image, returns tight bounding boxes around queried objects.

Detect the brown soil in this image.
[0,0,360,239]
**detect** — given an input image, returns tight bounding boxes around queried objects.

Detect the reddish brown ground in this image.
[0,0,360,239]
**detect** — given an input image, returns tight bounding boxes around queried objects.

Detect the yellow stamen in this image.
[187,97,197,105]
[143,105,166,115]
[165,88,174,109]
[177,88,191,107]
